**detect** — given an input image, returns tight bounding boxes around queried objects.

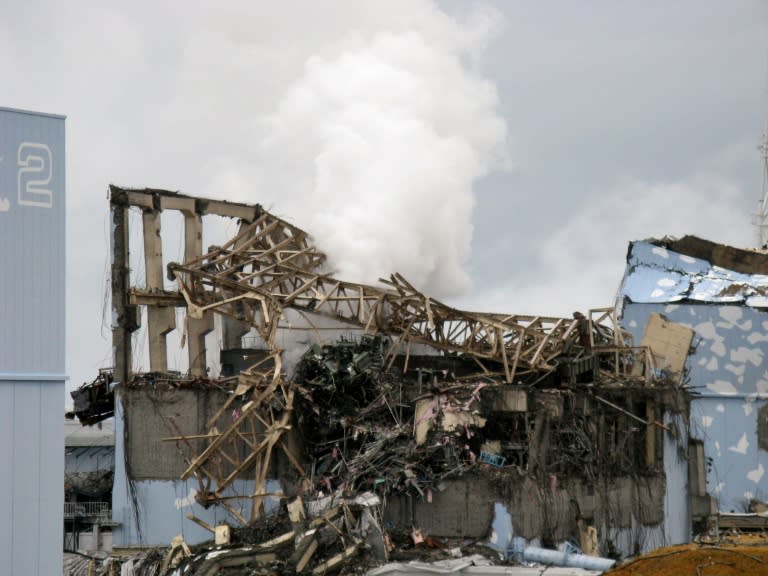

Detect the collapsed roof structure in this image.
[72,187,705,574]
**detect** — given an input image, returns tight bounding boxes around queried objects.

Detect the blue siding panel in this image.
[619,240,768,513]
[0,383,14,570]
[0,108,65,575]
[0,108,66,374]
[624,303,768,511]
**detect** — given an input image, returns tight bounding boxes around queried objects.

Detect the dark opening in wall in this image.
[758,403,768,452]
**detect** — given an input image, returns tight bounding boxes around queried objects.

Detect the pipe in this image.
[522,546,616,571]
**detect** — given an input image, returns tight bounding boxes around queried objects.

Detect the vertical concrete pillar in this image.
[184,213,213,375]
[142,209,175,372]
[110,196,136,387]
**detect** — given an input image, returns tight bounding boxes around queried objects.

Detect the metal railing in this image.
[64,501,111,520]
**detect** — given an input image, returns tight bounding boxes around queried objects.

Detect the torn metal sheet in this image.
[623,240,768,306]
[639,313,694,384]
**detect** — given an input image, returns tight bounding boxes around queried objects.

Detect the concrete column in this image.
[142,209,175,372]
[184,213,213,375]
[111,200,136,387]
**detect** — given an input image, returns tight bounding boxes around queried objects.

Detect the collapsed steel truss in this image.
[169,212,600,381]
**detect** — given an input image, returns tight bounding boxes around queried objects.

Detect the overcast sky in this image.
[2,0,767,393]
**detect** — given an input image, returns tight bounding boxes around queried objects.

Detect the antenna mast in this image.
[756,111,768,248]
[755,56,768,248]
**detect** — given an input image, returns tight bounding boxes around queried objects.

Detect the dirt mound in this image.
[606,542,768,576]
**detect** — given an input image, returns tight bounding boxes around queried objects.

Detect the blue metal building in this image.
[618,237,768,516]
[0,107,66,575]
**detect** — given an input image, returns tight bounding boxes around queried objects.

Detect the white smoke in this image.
[213,4,508,297]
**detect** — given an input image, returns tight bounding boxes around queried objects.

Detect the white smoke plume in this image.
[212,4,508,297]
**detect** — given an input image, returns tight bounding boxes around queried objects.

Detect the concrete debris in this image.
[64,553,100,576]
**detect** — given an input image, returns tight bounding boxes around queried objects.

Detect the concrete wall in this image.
[0,107,66,576]
[120,385,232,480]
[384,477,496,539]
[383,473,669,557]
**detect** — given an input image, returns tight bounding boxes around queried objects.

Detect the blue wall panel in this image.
[623,303,768,511]
[0,107,65,374]
[0,107,65,575]
[619,239,768,513]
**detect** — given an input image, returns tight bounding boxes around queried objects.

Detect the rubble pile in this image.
[292,335,485,499]
[83,491,501,576]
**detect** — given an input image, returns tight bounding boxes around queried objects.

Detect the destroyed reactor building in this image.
[84,186,713,568]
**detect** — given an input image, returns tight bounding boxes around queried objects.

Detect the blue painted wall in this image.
[619,241,768,512]
[0,107,66,575]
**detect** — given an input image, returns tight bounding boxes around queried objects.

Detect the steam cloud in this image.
[245,7,508,298]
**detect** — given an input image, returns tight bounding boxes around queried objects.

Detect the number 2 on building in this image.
[18,142,53,208]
